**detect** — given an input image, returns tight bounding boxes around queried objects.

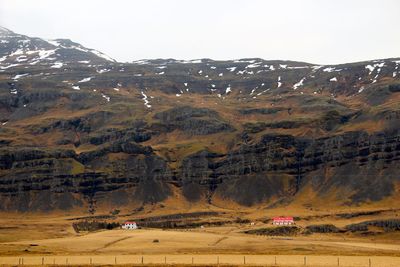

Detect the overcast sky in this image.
[0,0,399,64]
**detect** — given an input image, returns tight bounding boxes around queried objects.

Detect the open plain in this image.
[1,205,400,266]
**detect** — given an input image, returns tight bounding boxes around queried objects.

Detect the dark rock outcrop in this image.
[153,106,235,135]
[0,128,399,211]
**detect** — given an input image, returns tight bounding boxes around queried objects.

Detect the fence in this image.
[1,255,399,266]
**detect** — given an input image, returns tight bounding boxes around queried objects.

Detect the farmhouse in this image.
[272,217,294,225]
[121,221,138,229]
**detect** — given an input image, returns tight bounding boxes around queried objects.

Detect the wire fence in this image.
[1,255,399,267]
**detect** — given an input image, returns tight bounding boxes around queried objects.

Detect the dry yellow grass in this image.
[1,227,400,256]
[1,202,400,266]
[1,254,400,267]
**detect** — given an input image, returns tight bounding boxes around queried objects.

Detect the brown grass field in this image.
[1,254,400,267]
[1,204,400,267]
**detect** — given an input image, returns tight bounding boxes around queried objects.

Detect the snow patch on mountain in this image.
[323,67,334,72]
[38,49,57,60]
[293,77,306,90]
[246,63,261,69]
[365,62,384,75]
[257,88,270,96]
[277,76,282,88]
[78,77,93,83]
[101,93,110,102]
[50,62,63,69]
[97,68,110,74]
[12,73,29,80]
[141,91,151,108]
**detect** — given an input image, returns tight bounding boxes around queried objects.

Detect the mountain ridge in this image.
[0,27,399,214]
[2,26,400,66]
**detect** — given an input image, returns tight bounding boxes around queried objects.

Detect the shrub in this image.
[110,209,120,215]
[345,219,400,233]
[235,218,251,224]
[388,84,400,92]
[72,220,120,233]
[305,224,340,233]
[244,226,300,236]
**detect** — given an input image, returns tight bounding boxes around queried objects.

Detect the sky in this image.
[0,0,399,64]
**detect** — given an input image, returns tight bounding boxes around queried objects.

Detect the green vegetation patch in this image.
[244,226,300,236]
[305,224,340,234]
[345,219,400,232]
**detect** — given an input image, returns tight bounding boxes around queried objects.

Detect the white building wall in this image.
[122,223,138,229]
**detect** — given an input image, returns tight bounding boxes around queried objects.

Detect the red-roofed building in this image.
[272,217,294,225]
[122,221,138,229]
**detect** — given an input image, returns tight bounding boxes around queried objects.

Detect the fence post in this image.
[217,256,219,265]
[275,256,277,265]
[164,256,166,264]
[90,258,92,265]
[66,258,68,265]
[53,258,55,265]
[42,257,44,265]
[192,257,194,264]
[141,256,143,264]
[369,258,371,267]
[22,258,24,265]
[115,256,117,265]
[244,256,246,265]
[337,257,339,266]
[304,256,306,265]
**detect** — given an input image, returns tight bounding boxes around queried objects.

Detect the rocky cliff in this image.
[1,130,399,211]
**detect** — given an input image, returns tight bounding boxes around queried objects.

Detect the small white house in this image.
[121,221,138,230]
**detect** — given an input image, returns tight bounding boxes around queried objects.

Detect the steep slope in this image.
[0,27,400,213]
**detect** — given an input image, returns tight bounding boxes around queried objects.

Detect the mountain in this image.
[0,27,399,213]
[0,26,115,68]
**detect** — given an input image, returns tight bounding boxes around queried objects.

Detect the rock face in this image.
[0,28,400,212]
[153,106,234,135]
[301,131,400,203]
[0,130,399,211]
[181,130,400,205]
[0,142,172,211]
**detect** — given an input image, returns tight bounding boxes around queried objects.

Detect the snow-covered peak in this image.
[0,26,13,35]
[45,38,116,62]
[46,39,61,47]
[0,28,116,67]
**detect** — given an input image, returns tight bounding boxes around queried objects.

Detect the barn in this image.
[121,221,138,229]
[272,217,294,225]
